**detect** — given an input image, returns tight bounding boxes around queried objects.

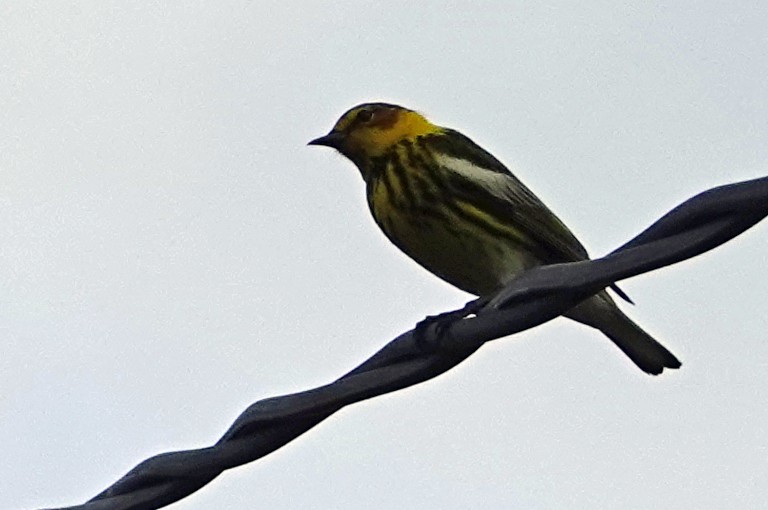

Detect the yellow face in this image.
[309,103,438,162]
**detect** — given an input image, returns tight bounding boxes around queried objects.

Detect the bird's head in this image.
[309,103,438,169]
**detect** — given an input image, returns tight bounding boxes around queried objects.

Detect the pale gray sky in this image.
[2,2,767,509]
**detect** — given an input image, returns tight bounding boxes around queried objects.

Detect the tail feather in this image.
[566,292,681,375]
[598,311,681,375]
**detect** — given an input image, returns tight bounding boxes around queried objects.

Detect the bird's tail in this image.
[565,292,682,375]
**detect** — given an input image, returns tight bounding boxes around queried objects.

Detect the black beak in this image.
[308,131,345,150]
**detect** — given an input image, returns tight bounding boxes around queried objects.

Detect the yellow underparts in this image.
[368,164,535,295]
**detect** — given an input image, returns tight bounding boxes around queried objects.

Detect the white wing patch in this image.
[433,153,513,200]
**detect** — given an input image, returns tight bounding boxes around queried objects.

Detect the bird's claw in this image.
[413,297,489,353]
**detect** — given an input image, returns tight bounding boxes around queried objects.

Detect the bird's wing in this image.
[426,130,589,265]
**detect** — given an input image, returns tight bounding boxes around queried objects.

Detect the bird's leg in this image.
[413,296,490,352]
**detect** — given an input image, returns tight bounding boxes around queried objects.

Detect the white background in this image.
[2,2,767,509]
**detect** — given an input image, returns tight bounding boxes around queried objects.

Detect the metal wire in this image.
[42,176,768,510]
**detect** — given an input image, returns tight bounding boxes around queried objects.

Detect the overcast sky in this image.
[2,2,767,509]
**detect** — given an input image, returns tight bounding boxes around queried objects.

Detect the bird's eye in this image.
[356,109,374,123]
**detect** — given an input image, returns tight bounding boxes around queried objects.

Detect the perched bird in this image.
[309,103,681,375]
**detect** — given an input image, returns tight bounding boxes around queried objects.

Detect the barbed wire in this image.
[42,176,767,510]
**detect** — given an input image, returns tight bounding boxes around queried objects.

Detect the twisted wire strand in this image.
[43,176,768,510]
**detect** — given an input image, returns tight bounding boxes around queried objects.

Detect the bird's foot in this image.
[413,297,489,352]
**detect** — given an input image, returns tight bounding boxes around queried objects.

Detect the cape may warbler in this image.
[309,103,681,375]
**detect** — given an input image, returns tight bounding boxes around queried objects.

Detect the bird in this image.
[309,102,681,375]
